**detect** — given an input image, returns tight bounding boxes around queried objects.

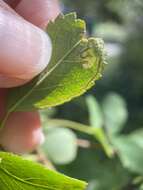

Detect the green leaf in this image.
[140,184,143,190]
[0,152,87,190]
[92,127,114,158]
[57,148,130,190]
[41,128,78,165]
[86,95,113,157]
[86,95,103,128]
[6,13,106,113]
[113,130,143,174]
[102,93,128,135]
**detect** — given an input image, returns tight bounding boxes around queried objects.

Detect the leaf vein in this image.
[0,166,58,190]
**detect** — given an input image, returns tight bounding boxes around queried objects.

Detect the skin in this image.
[0,0,60,154]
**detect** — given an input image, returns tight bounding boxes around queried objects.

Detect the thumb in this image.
[15,0,60,28]
[0,5,52,88]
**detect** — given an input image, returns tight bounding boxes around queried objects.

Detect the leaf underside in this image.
[0,152,87,190]
[7,12,106,112]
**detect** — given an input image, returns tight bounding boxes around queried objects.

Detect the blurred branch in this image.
[47,119,114,158]
[48,119,94,135]
[36,149,56,171]
[77,138,102,149]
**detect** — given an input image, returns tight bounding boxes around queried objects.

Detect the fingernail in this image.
[33,128,45,145]
[0,9,52,87]
[39,132,45,145]
[15,0,61,28]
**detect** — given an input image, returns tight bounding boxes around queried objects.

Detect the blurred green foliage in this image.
[41,127,78,165]
[38,0,143,189]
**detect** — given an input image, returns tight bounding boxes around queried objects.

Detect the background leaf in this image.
[86,95,114,157]
[41,127,78,165]
[113,130,143,175]
[57,148,130,190]
[102,93,128,135]
[86,95,103,128]
[139,184,143,190]
[0,152,87,190]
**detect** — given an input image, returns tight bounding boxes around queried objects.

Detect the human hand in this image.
[0,0,60,154]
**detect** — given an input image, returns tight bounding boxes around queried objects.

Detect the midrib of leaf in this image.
[36,39,82,86]
[11,39,82,112]
[0,39,82,129]
[0,166,58,190]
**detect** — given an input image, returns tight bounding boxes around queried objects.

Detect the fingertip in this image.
[3,0,21,8]
[0,111,44,154]
[15,0,61,28]
[0,9,52,87]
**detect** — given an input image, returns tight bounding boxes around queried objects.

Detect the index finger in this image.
[0,0,60,87]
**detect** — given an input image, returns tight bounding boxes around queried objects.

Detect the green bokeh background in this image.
[41,1,143,189]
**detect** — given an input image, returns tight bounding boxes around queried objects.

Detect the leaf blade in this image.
[86,95,103,128]
[86,95,114,157]
[6,12,106,112]
[113,130,143,175]
[102,93,128,135]
[0,152,87,190]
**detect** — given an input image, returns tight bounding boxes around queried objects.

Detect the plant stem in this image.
[36,149,56,170]
[47,119,94,135]
[47,119,114,158]
[77,138,102,149]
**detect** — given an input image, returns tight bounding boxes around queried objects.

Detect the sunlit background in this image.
[40,1,143,189]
